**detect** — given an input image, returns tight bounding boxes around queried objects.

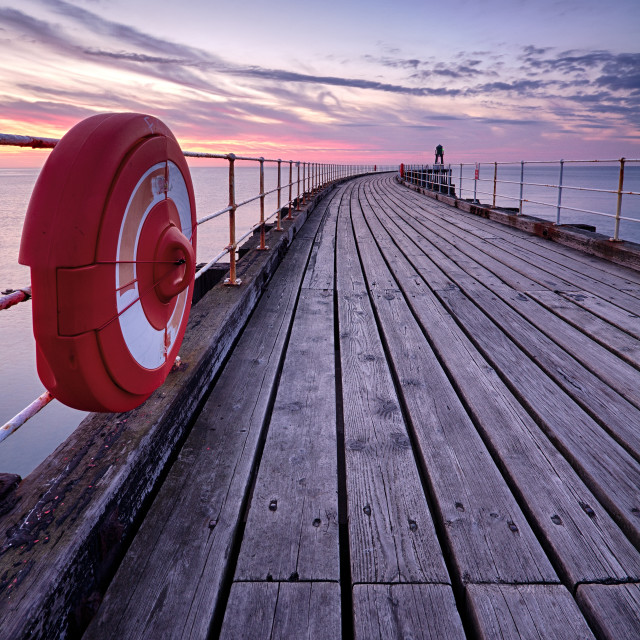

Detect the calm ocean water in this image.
[1,162,639,476]
[456,163,640,243]
[0,163,288,476]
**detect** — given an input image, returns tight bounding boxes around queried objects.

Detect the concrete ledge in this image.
[397,176,640,272]
[0,181,344,639]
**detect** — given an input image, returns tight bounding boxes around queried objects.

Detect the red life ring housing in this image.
[19,113,197,412]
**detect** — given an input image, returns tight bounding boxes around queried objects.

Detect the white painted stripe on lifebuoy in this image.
[168,160,192,241]
[116,162,166,369]
[165,161,192,354]
[115,161,193,370]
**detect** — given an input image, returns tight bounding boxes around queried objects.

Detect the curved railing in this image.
[402,159,640,242]
[0,131,395,442]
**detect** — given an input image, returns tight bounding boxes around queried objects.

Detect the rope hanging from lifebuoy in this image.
[19,113,197,412]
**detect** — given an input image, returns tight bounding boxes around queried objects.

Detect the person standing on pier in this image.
[435,144,444,164]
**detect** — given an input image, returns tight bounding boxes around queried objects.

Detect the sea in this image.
[1,161,639,477]
[0,162,289,477]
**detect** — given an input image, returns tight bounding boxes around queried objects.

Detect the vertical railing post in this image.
[276,159,283,231]
[258,157,268,249]
[555,159,564,225]
[287,160,294,219]
[224,154,241,285]
[473,162,479,203]
[296,162,301,210]
[612,157,626,241]
[492,161,497,207]
[459,163,463,199]
[302,162,306,204]
[518,161,525,214]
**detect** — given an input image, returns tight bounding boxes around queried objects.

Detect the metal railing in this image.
[402,164,455,196]
[401,159,640,242]
[1,131,392,440]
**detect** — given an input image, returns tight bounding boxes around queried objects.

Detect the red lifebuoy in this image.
[400,163,405,178]
[19,113,197,412]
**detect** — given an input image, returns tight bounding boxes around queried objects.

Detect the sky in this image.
[0,0,639,166]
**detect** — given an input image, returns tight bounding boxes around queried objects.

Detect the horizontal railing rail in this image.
[1,131,395,441]
[400,159,640,243]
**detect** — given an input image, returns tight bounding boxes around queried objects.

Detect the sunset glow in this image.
[0,0,638,167]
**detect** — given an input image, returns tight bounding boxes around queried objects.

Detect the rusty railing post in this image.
[519,161,525,214]
[492,161,498,207]
[224,153,241,285]
[276,159,283,231]
[612,157,626,241]
[258,157,268,250]
[287,160,294,219]
[473,162,479,203]
[302,162,306,204]
[296,162,301,210]
[556,159,565,224]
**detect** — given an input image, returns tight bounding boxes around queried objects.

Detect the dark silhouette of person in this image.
[435,144,444,164]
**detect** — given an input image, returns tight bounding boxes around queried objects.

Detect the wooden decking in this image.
[85,174,640,639]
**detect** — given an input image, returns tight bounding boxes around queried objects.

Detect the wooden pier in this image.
[3,173,640,638]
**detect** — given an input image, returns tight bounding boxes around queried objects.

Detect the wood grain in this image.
[336,188,448,584]
[220,582,341,640]
[467,584,595,639]
[233,289,339,582]
[353,583,465,639]
[577,583,640,640]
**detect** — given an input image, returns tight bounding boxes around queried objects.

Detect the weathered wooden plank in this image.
[576,583,640,640]
[370,181,555,294]
[234,288,339,581]
[487,232,640,294]
[0,194,327,640]
[336,189,448,584]
[376,180,640,425]
[441,284,640,453]
[398,183,640,290]
[356,192,640,586]
[348,186,558,586]
[83,196,336,640]
[393,173,640,272]
[369,180,525,297]
[488,237,640,314]
[370,185,640,509]
[301,194,339,290]
[467,584,595,639]
[366,289,559,584]
[403,192,640,312]
[468,285,640,412]
[386,181,629,298]
[353,584,465,640]
[558,290,640,339]
[220,582,341,640]
[526,289,640,369]
[374,186,640,398]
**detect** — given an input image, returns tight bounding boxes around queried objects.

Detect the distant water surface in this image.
[457,163,640,243]
[1,162,639,476]
[0,163,285,476]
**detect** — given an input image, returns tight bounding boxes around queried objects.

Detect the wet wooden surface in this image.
[85,174,640,639]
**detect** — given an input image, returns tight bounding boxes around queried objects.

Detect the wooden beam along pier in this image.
[2,173,640,639]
